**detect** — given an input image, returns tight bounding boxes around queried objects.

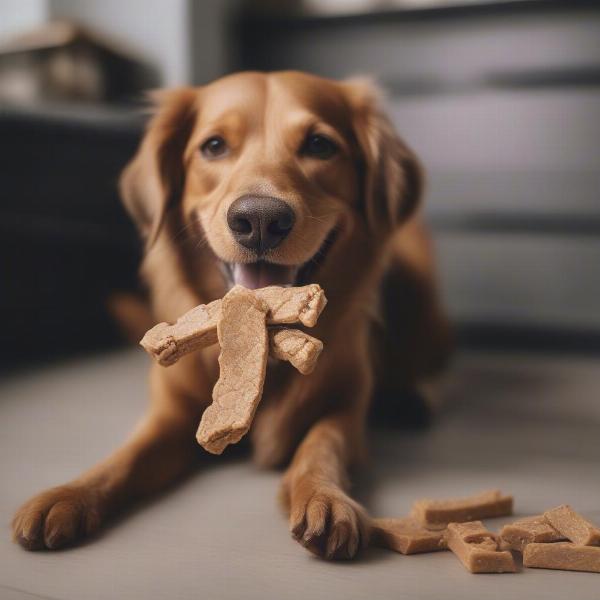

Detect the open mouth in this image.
[221,229,338,290]
[225,262,299,289]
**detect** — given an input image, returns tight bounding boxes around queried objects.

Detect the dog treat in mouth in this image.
[543,505,600,547]
[412,489,513,530]
[196,286,269,455]
[254,285,326,328]
[141,284,326,366]
[141,301,221,366]
[445,521,517,574]
[268,328,323,375]
[500,515,566,551]
[371,517,447,555]
[141,284,327,454]
[523,542,600,573]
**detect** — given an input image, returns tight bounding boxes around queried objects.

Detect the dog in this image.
[12,71,449,559]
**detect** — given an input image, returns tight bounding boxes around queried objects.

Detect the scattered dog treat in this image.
[196,286,269,455]
[374,495,599,577]
[445,521,516,574]
[543,505,600,547]
[523,542,600,573]
[268,328,323,375]
[500,515,566,551]
[371,517,447,555]
[412,489,513,530]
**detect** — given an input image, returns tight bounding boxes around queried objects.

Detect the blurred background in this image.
[1,0,599,371]
[2,4,600,598]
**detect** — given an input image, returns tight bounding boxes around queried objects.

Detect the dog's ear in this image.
[120,87,198,246]
[343,78,424,233]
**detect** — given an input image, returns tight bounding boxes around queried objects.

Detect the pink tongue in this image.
[232,263,297,289]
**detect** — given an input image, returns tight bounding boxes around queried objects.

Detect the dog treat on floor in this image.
[371,517,447,555]
[523,542,600,573]
[196,286,269,454]
[543,505,600,547]
[412,489,513,530]
[445,521,516,574]
[268,328,323,375]
[140,284,326,366]
[500,515,565,551]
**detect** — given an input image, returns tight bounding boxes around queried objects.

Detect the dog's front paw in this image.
[12,485,103,551]
[288,481,370,560]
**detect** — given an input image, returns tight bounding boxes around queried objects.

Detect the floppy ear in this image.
[119,87,198,246]
[343,79,424,233]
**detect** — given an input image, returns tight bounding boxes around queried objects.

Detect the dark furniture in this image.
[235,0,600,351]
[0,103,144,370]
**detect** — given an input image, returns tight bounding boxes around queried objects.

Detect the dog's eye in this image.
[201,136,228,159]
[302,134,337,160]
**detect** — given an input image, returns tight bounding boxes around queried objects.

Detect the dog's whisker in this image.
[193,236,210,252]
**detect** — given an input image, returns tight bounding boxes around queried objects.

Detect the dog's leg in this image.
[281,408,371,560]
[12,368,205,551]
[371,218,452,424]
[382,219,451,383]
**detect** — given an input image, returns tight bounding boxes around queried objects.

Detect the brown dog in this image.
[12,71,449,559]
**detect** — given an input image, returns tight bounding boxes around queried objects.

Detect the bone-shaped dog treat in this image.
[412,489,513,530]
[140,302,221,366]
[141,284,327,454]
[196,286,269,455]
[445,521,516,573]
[268,328,323,375]
[140,284,326,367]
[255,285,326,327]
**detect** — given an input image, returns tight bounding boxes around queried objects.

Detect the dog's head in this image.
[121,71,422,289]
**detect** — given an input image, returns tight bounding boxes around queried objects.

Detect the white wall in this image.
[0,0,47,40]
[189,0,242,84]
[48,0,191,86]
[0,0,242,86]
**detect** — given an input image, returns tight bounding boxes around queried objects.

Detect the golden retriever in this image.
[12,71,449,560]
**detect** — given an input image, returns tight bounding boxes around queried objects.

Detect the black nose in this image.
[227,195,295,253]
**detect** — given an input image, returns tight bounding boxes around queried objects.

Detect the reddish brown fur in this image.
[12,71,449,559]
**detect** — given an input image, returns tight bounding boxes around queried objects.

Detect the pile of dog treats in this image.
[372,490,600,574]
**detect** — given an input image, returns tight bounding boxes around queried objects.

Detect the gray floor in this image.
[0,348,599,599]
